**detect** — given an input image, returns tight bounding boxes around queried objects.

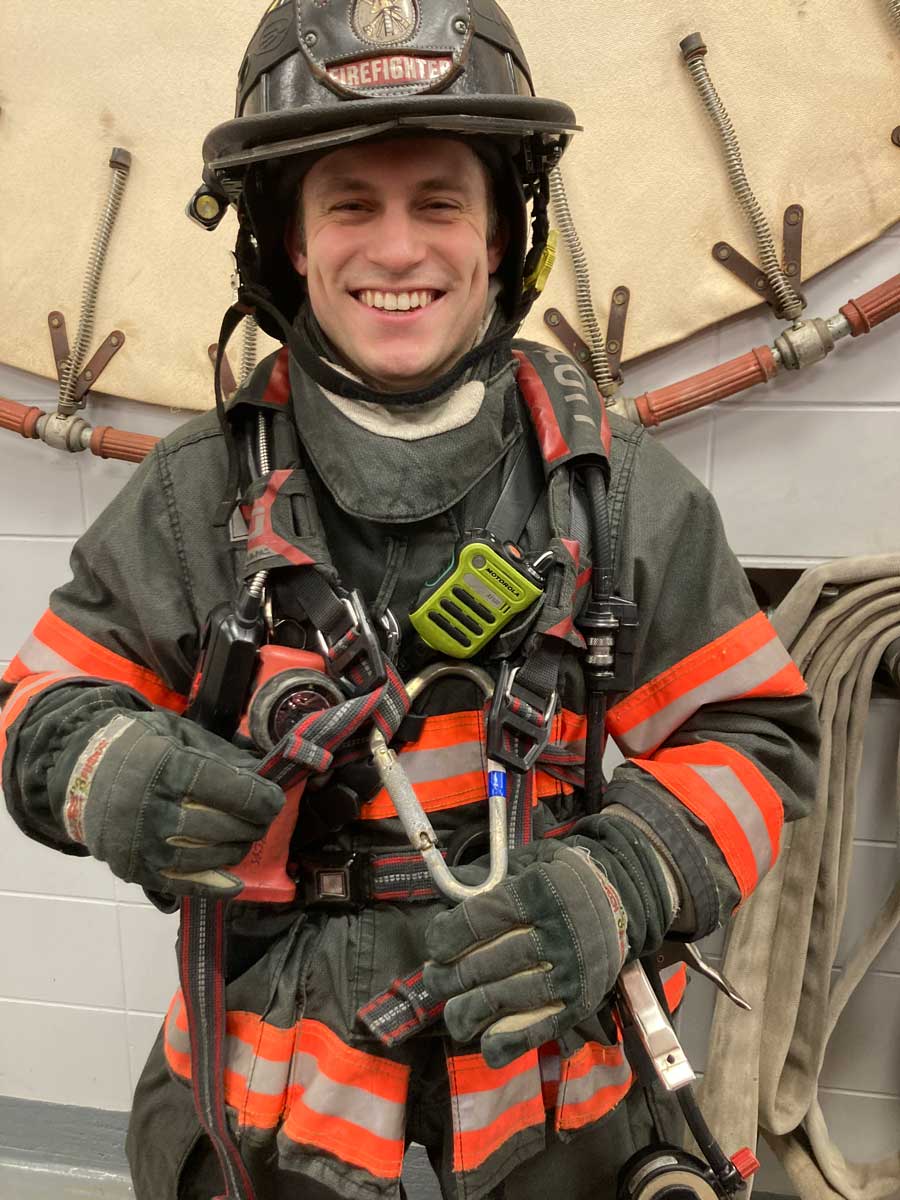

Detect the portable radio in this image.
[410,533,545,659]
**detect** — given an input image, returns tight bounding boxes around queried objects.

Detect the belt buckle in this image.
[486,661,558,773]
[316,590,387,696]
[299,852,368,907]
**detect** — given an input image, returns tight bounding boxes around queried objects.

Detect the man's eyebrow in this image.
[313,175,373,196]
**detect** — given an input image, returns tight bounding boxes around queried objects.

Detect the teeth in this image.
[357,289,438,310]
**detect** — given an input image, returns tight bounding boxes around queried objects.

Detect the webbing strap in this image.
[178,660,411,1200]
[697,554,900,1200]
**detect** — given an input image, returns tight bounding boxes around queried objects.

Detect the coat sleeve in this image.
[0,418,233,853]
[578,428,820,939]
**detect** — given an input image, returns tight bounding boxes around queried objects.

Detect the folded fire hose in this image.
[697,554,900,1199]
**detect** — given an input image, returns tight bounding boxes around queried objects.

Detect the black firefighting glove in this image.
[48,706,284,898]
[423,816,674,1067]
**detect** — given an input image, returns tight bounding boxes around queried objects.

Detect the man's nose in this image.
[365,207,427,273]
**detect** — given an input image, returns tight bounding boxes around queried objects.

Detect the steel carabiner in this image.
[369,661,508,901]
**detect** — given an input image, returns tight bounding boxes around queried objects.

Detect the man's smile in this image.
[351,288,445,312]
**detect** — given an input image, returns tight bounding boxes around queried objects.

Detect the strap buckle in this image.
[295,852,369,907]
[316,589,386,696]
[487,661,558,773]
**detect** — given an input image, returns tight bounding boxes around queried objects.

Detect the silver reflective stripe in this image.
[619,636,791,756]
[166,1005,190,1056]
[560,1056,631,1108]
[291,1051,405,1143]
[693,764,773,880]
[454,1068,542,1135]
[231,1037,289,1098]
[539,1053,561,1084]
[16,634,82,676]
[399,740,484,785]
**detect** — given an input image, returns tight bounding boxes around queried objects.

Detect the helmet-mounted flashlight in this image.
[186,185,228,231]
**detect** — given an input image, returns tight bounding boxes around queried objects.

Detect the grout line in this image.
[0,996,167,1020]
[0,891,118,906]
[0,997,127,1015]
[0,535,79,545]
[818,1084,900,1101]
[718,401,900,414]
[112,891,133,1092]
[0,889,162,909]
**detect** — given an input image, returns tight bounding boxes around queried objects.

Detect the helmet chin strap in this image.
[242,286,516,407]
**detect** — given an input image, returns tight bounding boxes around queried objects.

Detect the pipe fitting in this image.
[35,411,91,453]
[772,318,835,371]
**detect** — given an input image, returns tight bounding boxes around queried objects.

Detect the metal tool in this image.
[369,661,508,900]
[616,961,696,1091]
[656,941,751,1012]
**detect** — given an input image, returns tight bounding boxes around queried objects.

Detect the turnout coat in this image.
[0,342,818,1200]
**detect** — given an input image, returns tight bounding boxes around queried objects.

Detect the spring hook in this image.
[549,166,618,395]
[369,661,508,901]
[680,34,804,322]
[57,149,132,416]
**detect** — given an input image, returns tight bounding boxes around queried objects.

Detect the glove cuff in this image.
[61,712,139,844]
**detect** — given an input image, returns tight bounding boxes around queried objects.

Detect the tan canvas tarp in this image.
[2,1,899,410]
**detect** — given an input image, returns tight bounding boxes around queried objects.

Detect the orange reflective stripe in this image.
[608,612,806,757]
[164,995,408,1178]
[634,741,783,901]
[360,711,487,820]
[448,1049,545,1174]
[0,670,71,758]
[285,1020,408,1178]
[296,1020,408,1104]
[18,609,186,712]
[2,656,32,685]
[555,1039,633,1132]
[661,963,688,1012]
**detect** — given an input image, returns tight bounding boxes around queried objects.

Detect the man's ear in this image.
[487,215,510,274]
[284,209,308,277]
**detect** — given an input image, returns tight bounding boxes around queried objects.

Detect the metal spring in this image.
[58,154,131,415]
[240,315,259,387]
[890,0,900,34]
[548,166,617,392]
[684,48,804,322]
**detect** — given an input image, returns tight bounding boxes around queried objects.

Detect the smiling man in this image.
[291,138,506,390]
[0,2,818,1199]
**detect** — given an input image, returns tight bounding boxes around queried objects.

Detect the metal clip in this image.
[616,961,696,1092]
[486,661,558,773]
[316,590,386,696]
[369,662,508,901]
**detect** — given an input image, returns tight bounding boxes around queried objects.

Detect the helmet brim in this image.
[204,95,580,172]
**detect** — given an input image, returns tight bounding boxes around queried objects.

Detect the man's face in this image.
[288,137,506,392]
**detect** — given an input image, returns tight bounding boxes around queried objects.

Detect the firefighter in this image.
[0,2,819,1197]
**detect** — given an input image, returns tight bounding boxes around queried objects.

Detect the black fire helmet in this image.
[193,0,580,406]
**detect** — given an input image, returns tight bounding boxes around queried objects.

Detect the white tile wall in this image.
[116,904,179,1016]
[0,895,125,1009]
[0,803,117,901]
[0,999,132,1110]
[0,229,898,1200]
[0,538,78,660]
